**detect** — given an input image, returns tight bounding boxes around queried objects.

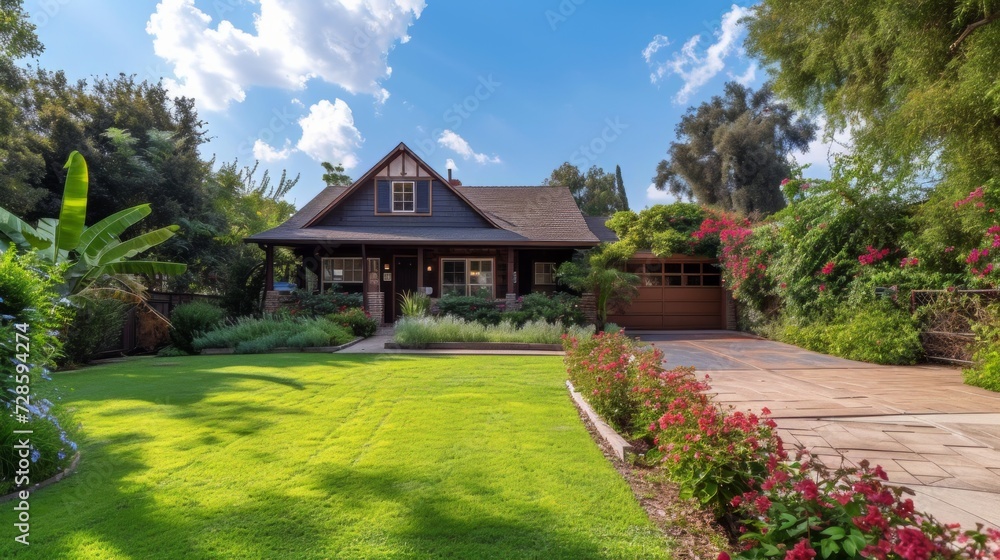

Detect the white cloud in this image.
[146,0,425,111]
[644,4,751,103]
[445,158,457,171]
[646,183,677,204]
[729,62,757,86]
[296,99,363,168]
[253,139,294,162]
[642,34,670,64]
[436,130,501,165]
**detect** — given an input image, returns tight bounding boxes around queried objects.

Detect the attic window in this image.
[392,181,414,212]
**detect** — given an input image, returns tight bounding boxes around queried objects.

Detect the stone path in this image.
[637,331,1000,530]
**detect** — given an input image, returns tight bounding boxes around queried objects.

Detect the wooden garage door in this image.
[608,260,724,330]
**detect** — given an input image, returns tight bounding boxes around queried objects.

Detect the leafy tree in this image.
[545,163,629,216]
[321,162,353,186]
[213,160,298,245]
[0,0,46,216]
[653,82,816,216]
[606,203,717,258]
[0,151,185,296]
[744,0,1000,192]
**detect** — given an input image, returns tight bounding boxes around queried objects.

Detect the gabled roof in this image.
[301,142,501,229]
[246,143,601,246]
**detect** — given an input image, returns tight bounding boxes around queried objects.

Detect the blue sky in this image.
[22,0,837,210]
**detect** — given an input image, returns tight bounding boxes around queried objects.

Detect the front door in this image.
[392,256,418,322]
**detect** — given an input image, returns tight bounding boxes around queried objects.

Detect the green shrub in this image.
[0,250,76,494]
[156,346,189,357]
[287,328,334,348]
[965,303,1000,392]
[291,288,362,316]
[169,301,226,354]
[192,316,353,353]
[62,297,128,364]
[327,307,377,337]
[398,291,430,318]
[394,316,592,346]
[436,295,502,325]
[779,303,923,365]
[505,292,586,327]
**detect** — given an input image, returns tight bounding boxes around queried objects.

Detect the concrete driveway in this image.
[637,331,1000,530]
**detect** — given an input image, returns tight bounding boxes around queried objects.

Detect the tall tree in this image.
[545,163,629,216]
[614,165,629,211]
[745,0,1000,192]
[0,0,46,216]
[321,161,352,186]
[653,82,816,215]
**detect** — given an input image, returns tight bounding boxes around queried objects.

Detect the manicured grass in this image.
[2,355,671,559]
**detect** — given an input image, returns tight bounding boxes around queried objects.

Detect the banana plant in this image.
[0,151,186,295]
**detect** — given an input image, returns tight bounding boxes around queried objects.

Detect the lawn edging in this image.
[566,380,634,461]
[0,451,80,504]
[385,341,563,351]
[198,336,363,355]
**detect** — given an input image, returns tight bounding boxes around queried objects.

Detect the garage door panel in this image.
[608,314,662,329]
[614,259,724,330]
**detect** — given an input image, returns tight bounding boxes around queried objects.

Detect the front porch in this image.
[259,243,578,324]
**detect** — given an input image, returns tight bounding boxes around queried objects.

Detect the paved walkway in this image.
[637,331,1000,530]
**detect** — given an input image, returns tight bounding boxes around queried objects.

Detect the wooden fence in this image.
[98,292,222,357]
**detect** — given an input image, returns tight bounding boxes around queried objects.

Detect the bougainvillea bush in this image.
[563,330,1000,559]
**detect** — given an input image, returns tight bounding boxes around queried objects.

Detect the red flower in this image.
[820,261,835,275]
[893,527,936,560]
[785,539,816,560]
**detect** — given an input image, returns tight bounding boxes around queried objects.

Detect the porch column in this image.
[361,244,368,306]
[264,244,275,291]
[507,247,516,294]
[417,248,425,291]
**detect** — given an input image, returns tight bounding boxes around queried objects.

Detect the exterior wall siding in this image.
[316,180,490,228]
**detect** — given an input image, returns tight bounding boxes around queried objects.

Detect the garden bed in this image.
[198,337,362,355]
[385,341,562,351]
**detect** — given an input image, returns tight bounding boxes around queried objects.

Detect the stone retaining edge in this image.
[0,451,81,504]
[566,380,634,461]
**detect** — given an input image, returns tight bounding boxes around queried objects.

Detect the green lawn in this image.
[3,355,670,559]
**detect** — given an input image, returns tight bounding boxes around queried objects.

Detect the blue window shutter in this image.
[376,180,391,213]
[416,180,431,213]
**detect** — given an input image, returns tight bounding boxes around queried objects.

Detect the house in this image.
[246,143,733,329]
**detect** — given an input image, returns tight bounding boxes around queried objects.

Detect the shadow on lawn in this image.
[310,464,623,559]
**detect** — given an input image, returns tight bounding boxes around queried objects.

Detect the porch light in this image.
[384,263,390,270]
[426,265,432,272]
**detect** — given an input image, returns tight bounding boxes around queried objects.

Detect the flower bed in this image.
[563,331,1000,559]
[393,316,593,347]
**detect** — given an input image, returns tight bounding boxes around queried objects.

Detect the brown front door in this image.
[392,256,418,322]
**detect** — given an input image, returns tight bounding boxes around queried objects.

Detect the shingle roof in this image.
[246,141,602,246]
[456,186,599,243]
[584,216,619,243]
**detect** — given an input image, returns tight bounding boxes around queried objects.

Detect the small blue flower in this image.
[30,449,40,463]
[69,441,78,451]
[57,451,66,461]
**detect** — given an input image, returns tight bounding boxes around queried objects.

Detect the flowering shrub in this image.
[859,246,892,266]
[290,288,363,317]
[563,330,665,433]
[563,327,999,559]
[0,250,77,494]
[732,454,1000,559]
[327,306,377,337]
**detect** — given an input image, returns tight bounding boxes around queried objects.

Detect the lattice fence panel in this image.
[911,290,1000,364]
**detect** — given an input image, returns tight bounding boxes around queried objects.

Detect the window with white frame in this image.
[322,257,363,291]
[441,258,494,297]
[534,262,557,285]
[392,181,414,212]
